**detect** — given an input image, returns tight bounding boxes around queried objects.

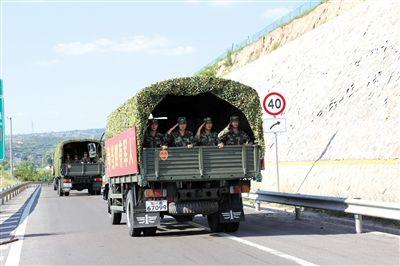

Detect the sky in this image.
[1,0,308,135]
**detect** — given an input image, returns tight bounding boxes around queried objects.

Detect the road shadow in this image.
[209,209,357,238]
[0,185,41,240]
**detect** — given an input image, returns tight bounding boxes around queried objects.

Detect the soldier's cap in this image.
[230,115,240,122]
[177,117,187,124]
[203,117,212,123]
[149,119,158,125]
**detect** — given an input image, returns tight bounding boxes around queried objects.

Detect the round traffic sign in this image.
[159,149,169,160]
[262,92,286,116]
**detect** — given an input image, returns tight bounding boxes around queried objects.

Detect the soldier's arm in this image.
[243,132,252,144]
[217,127,230,144]
[187,131,194,148]
[163,132,173,146]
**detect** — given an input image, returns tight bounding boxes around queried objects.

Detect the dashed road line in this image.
[189,222,318,266]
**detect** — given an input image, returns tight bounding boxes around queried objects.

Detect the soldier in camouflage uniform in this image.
[218,115,251,148]
[165,117,194,148]
[143,119,165,148]
[195,117,218,146]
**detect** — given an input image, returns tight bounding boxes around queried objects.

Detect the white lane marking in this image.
[367,231,400,239]
[189,222,318,266]
[5,186,40,266]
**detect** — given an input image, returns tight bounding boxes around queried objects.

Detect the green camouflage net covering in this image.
[106,76,264,157]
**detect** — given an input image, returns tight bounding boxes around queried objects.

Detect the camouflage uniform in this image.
[166,131,194,147]
[218,115,251,145]
[144,131,164,148]
[218,128,250,145]
[196,131,218,146]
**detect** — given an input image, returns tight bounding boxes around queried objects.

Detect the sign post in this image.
[262,92,286,192]
[0,80,5,161]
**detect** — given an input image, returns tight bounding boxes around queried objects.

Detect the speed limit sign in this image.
[263,92,286,116]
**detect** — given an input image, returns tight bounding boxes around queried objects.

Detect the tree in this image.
[14,162,39,181]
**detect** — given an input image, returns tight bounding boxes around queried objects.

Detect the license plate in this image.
[145,200,168,212]
[63,183,72,188]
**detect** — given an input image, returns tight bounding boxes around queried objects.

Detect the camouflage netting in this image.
[53,139,101,177]
[106,76,264,157]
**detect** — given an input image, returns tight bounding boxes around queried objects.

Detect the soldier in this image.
[143,119,165,148]
[81,152,90,163]
[165,117,194,148]
[195,117,218,146]
[218,115,251,148]
[65,154,72,163]
[73,154,80,163]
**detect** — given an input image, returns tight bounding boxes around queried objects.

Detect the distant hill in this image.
[5,128,104,167]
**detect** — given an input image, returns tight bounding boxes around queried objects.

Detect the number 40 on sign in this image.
[262,92,286,116]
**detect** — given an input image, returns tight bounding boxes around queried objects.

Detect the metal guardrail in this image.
[247,191,400,234]
[0,182,32,205]
[197,0,323,73]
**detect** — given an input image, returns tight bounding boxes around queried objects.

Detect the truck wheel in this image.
[110,210,122,225]
[224,222,240,233]
[64,192,70,197]
[57,181,64,197]
[88,188,95,195]
[207,213,223,233]
[126,190,141,237]
[108,199,122,225]
[143,227,157,236]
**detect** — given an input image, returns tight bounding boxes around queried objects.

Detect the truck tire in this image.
[64,192,70,197]
[126,190,141,237]
[110,210,122,225]
[224,222,240,232]
[143,227,157,236]
[108,199,122,225]
[88,188,95,195]
[207,213,223,233]
[57,181,64,197]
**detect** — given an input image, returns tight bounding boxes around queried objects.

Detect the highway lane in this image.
[4,186,400,265]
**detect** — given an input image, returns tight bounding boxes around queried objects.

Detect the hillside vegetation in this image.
[4,128,104,168]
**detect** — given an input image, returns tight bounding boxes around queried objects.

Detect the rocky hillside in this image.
[207,0,364,77]
[224,0,399,202]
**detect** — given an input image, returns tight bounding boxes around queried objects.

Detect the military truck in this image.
[52,139,104,196]
[104,77,264,236]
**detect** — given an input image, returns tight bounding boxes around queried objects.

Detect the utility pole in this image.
[7,116,13,177]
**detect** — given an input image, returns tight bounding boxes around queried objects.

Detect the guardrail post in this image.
[255,202,261,211]
[295,207,301,220]
[354,214,363,234]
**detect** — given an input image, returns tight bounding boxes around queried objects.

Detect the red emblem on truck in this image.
[159,150,169,161]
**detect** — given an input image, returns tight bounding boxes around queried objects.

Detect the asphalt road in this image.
[2,185,399,265]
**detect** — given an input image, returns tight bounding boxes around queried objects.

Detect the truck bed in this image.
[141,145,260,181]
[61,162,104,177]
